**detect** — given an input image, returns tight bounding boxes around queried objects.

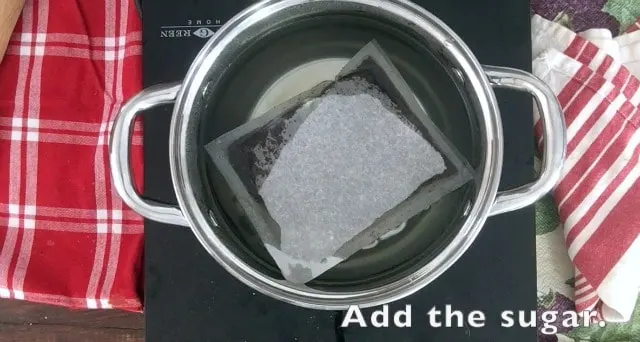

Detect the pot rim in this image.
[168,0,503,310]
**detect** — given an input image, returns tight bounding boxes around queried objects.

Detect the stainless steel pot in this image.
[109,0,566,310]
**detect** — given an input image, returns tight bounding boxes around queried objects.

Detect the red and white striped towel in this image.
[625,18,640,34]
[0,0,144,310]
[532,14,640,322]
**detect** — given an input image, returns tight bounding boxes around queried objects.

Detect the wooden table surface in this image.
[0,299,144,341]
[0,0,25,63]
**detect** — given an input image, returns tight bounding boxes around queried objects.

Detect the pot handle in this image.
[484,66,567,216]
[109,82,190,227]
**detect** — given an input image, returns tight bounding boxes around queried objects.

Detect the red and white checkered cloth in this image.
[0,0,144,311]
[532,15,640,322]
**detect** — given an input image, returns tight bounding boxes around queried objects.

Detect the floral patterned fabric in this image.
[532,0,640,35]
[532,2,640,341]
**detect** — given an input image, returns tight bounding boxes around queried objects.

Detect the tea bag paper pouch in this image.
[205,40,474,284]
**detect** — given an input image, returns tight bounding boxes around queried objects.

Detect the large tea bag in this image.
[205,40,474,284]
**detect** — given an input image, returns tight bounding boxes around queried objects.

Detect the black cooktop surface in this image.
[141,1,536,341]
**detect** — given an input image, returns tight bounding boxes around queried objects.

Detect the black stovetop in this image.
[141,1,536,341]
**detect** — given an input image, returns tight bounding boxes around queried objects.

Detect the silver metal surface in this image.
[170,0,503,310]
[485,66,567,216]
[109,0,565,310]
[108,82,189,227]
